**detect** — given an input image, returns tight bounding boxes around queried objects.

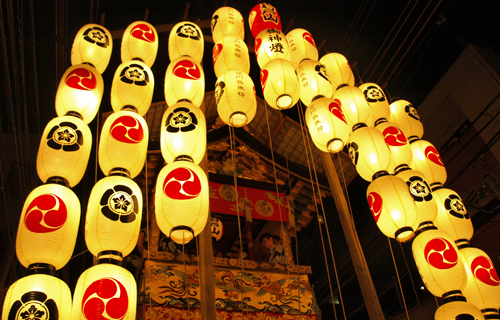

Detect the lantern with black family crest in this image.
[255,28,291,69]
[161,101,206,164]
[410,138,447,188]
[320,53,355,90]
[211,6,245,44]
[98,110,149,178]
[211,217,224,241]
[85,172,142,259]
[286,28,319,67]
[333,85,373,131]
[359,82,390,122]
[71,24,113,74]
[297,59,333,106]
[389,99,424,141]
[248,3,282,38]
[55,64,104,124]
[36,115,92,188]
[213,36,250,78]
[375,119,412,174]
[261,58,300,110]
[2,273,72,320]
[168,21,204,63]
[164,56,205,107]
[121,21,158,67]
[110,60,155,116]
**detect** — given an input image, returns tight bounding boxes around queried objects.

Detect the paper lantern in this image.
[286,28,318,67]
[375,119,412,173]
[36,115,92,187]
[211,7,245,44]
[255,28,291,69]
[161,101,206,164]
[332,85,373,130]
[297,59,333,106]
[367,174,418,242]
[261,58,300,110]
[432,187,473,242]
[346,125,391,181]
[16,182,80,270]
[459,245,500,319]
[213,36,250,78]
[121,21,158,67]
[248,3,282,38]
[168,21,204,63]
[211,217,223,241]
[389,99,424,141]
[72,263,137,320]
[320,53,355,90]
[71,24,113,74]
[110,60,154,116]
[215,70,257,127]
[2,274,72,320]
[410,139,447,188]
[395,166,437,230]
[305,97,349,152]
[98,110,148,178]
[435,301,485,320]
[164,56,205,107]
[155,161,209,244]
[359,82,390,122]
[55,64,104,124]
[85,174,142,258]
[412,227,466,298]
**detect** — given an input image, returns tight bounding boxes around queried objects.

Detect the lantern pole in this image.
[320,152,385,320]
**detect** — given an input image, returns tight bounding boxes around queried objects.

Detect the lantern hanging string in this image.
[144,154,153,314]
[296,100,341,319]
[387,237,410,320]
[182,233,191,320]
[398,241,426,319]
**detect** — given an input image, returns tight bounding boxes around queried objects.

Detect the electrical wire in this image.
[387,238,410,320]
[345,0,378,57]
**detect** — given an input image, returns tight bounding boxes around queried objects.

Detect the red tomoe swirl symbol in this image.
[173,60,201,80]
[260,69,269,91]
[65,68,97,91]
[367,192,383,223]
[212,43,223,65]
[471,256,500,286]
[424,237,458,269]
[328,101,347,124]
[382,126,408,147]
[24,193,67,233]
[130,23,155,42]
[82,277,129,320]
[425,146,444,167]
[255,37,263,54]
[163,167,202,200]
[110,116,144,144]
[303,32,316,48]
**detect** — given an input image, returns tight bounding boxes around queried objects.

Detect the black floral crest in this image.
[100,184,138,223]
[83,26,109,48]
[363,86,386,103]
[347,142,359,166]
[176,23,201,40]
[405,104,420,121]
[445,194,469,219]
[8,291,58,320]
[120,64,149,86]
[406,176,433,202]
[46,121,83,152]
[166,107,198,133]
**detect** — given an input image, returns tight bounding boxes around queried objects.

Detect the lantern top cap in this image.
[28,263,56,276]
[96,250,123,266]
[442,290,465,303]
[374,118,388,127]
[109,167,131,178]
[455,239,471,249]
[394,164,411,175]
[415,221,437,236]
[46,176,70,188]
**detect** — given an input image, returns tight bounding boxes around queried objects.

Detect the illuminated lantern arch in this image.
[211,7,245,44]
[121,21,158,67]
[71,24,113,74]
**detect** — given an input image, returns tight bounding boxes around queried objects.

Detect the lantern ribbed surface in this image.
[389,99,424,140]
[248,3,282,38]
[359,82,390,122]
[121,21,158,67]
[410,139,447,187]
[71,24,113,74]
[211,7,245,44]
[375,120,413,173]
[168,21,204,63]
[164,56,205,107]
[433,187,473,242]
[320,53,355,90]
[286,28,319,67]
[213,36,250,78]
[261,58,300,110]
[434,301,485,320]
[255,28,291,69]
[333,85,373,130]
[297,59,333,106]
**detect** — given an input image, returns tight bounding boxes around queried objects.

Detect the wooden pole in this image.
[320,152,385,320]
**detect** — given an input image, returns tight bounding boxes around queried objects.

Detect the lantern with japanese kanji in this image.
[261,58,300,110]
[332,85,373,130]
[164,56,205,107]
[320,53,355,90]
[389,99,424,141]
[211,7,245,44]
[255,28,291,69]
[71,24,113,74]
[297,59,333,106]
[248,3,282,38]
[432,186,473,242]
[410,139,447,188]
[286,28,318,67]
[359,82,390,122]
[211,217,223,241]
[168,21,204,63]
[213,36,250,78]
[55,64,104,124]
[375,119,412,173]
[121,21,158,67]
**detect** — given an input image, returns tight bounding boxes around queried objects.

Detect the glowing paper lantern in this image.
[72,263,137,320]
[305,97,349,152]
[255,28,291,69]
[297,59,333,106]
[389,99,424,141]
[434,300,485,320]
[346,125,391,181]
[286,28,318,67]
[168,21,204,63]
[248,3,282,38]
[161,101,206,164]
[121,21,158,67]
[410,139,447,188]
[55,64,104,124]
[211,7,245,44]
[71,24,113,74]
[320,53,355,90]
[432,187,473,242]
[261,58,300,110]
[98,110,148,178]
[211,217,223,241]
[16,182,80,270]
[213,36,250,78]
[2,274,72,320]
[332,85,373,130]
[164,56,205,107]
[36,115,92,188]
[459,245,500,319]
[412,227,466,298]
[155,161,209,244]
[215,70,257,127]
[110,60,154,116]
[375,120,412,173]
[367,174,418,242]
[359,82,390,122]
[85,174,142,258]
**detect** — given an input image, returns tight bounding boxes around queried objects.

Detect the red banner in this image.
[209,181,289,222]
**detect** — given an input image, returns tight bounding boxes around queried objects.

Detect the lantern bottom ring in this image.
[276,94,294,110]
[28,263,56,275]
[64,110,84,120]
[174,155,194,163]
[229,112,248,127]
[327,138,344,153]
[442,290,465,303]
[121,105,138,113]
[171,226,195,245]
[109,167,131,178]
[97,250,123,265]
[46,176,70,187]
[480,308,499,318]
[395,226,414,243]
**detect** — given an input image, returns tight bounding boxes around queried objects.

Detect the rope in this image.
[387,238,410,319]
[398,242,425,319]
